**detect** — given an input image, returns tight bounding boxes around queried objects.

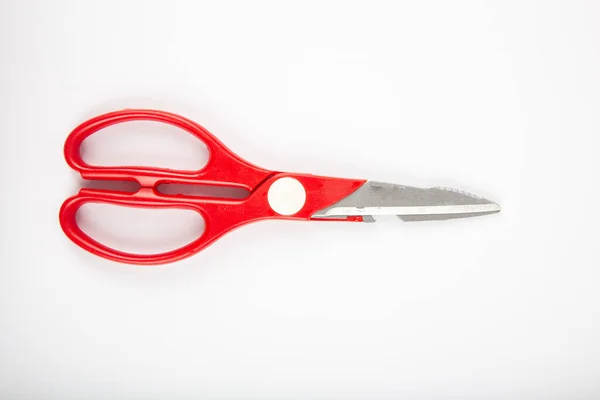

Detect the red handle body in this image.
[59,109,365,265]
[63,109,272,189]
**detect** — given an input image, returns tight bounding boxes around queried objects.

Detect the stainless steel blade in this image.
[311,181,501,222]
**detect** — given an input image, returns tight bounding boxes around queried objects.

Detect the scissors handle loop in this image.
[64,109,271,190]
[59,187,264,265]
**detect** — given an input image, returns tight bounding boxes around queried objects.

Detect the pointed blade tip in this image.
[488,201,501,213]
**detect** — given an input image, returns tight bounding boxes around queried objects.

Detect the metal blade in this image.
[311,181,501,222]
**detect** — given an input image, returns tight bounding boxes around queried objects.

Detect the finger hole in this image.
[77,203,205,255]
[80,120,209,170]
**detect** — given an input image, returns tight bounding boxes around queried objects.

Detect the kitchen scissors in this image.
[59,109,500,265]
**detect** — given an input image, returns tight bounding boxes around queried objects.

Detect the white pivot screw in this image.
[267,177,306,216]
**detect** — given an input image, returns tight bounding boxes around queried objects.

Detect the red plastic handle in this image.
[64,109,272,189]
[59,187,268,265]
[60,189,210,265]
[59,109,367,265]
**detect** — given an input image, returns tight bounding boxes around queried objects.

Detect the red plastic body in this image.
[59,109,366,265]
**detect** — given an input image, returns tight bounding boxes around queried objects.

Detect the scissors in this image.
[59,109,501,265]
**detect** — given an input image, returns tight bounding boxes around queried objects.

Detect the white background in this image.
[1,1,599,398]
